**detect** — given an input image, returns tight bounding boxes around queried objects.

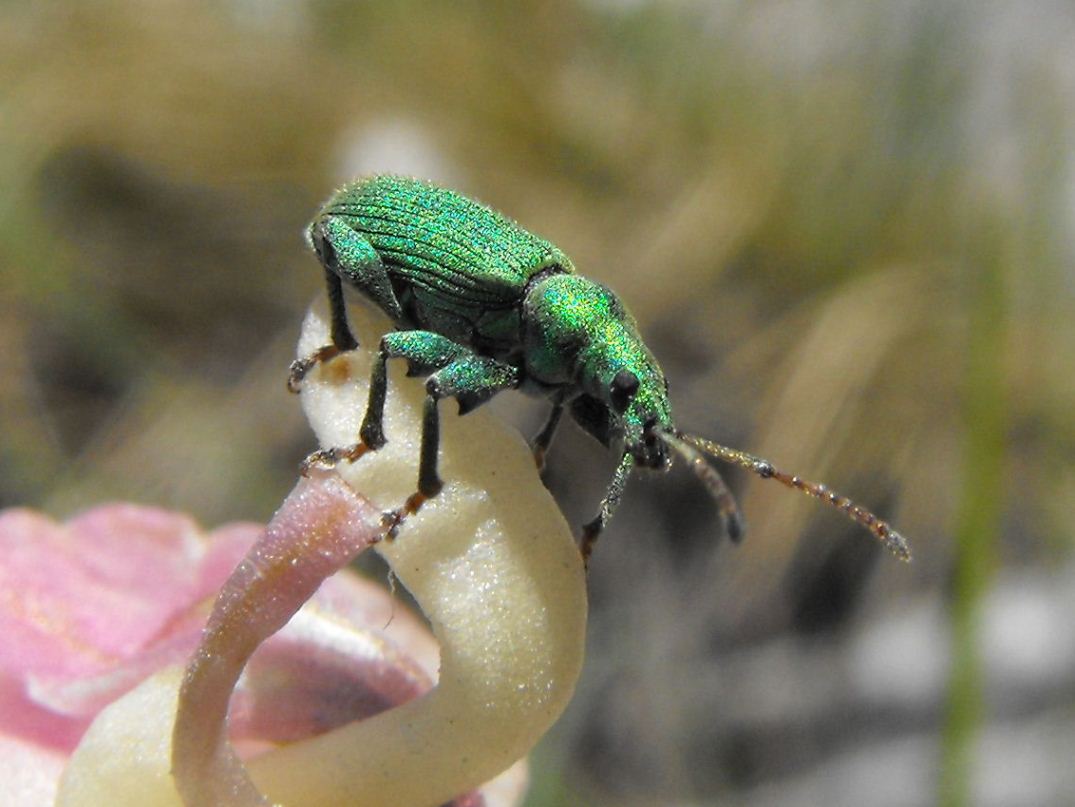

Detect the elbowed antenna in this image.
[669,431,912,562]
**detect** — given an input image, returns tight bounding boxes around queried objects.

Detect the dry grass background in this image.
[2,2,1072,805]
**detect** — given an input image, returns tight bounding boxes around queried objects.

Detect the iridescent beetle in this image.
[290,175,910,565]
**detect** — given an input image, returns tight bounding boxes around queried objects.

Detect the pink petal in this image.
[230,616,431,744]
[0,506,263,751]
[2,482,516,806]
[0,673,86,751]
[0,506,202,679]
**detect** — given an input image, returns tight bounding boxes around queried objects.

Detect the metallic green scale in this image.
[316,175,573,352]
[293,176,912,566]
[522,274,670,435]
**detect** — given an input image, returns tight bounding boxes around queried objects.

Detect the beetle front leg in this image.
[580,452,635,567]
[530,399,565,472]
[383,393,443,536]
[416,351,521,490]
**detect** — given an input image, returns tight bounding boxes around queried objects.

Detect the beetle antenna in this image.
[663,432,744,543]
[675,432,911,562]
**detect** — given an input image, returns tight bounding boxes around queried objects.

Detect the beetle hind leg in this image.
[290,217,403,393]
[288,265,359,392]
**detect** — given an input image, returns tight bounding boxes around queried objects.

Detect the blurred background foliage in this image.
[2,1,1072,805]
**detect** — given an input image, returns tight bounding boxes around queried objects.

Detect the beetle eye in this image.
[609,370,639,413]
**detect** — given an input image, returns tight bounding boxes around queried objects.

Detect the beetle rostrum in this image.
[289,175,911,565]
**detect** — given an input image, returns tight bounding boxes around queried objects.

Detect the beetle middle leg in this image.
[358,331,520,535]
[301,330,458,473]
[530,399,565,472]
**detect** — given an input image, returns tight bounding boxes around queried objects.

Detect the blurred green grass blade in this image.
[939,237,1007,806]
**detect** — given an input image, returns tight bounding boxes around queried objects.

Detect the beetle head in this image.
[567,311,674,471]
[606,366,674,471]
[523,274,674,468]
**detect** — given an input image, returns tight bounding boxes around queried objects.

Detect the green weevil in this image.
[289,175,911,565]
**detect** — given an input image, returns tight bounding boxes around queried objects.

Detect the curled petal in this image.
[54,299,587,807]
[171,471,384,806]
[243,303,587,806]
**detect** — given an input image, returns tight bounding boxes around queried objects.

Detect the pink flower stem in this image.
[171,471,383,807]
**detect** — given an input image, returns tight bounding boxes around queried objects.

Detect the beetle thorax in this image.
[522,274,673,467]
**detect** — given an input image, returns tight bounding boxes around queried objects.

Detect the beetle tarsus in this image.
[288,343,349,393]
[300,441,371,475]
[380,490,433,540]
[579,517,602,570]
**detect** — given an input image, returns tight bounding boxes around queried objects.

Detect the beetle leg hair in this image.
[678,432,911,561]
[662,432,744,542]
[580,451,635,567]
